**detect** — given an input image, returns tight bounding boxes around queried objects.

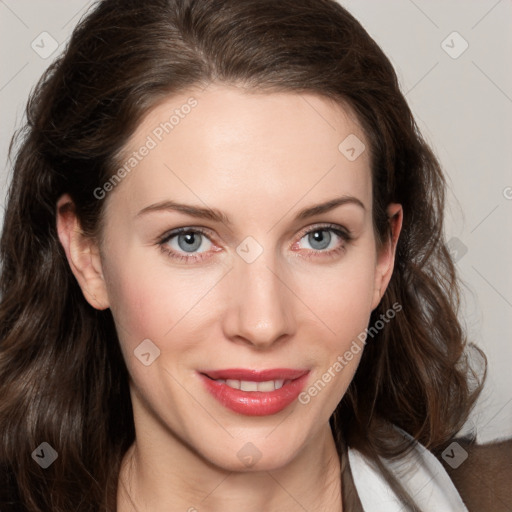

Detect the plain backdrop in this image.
[0,0,511,443]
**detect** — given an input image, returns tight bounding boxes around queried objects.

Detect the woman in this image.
[0,0,494,510]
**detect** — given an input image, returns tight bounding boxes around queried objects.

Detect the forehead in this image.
[107,84,372,220]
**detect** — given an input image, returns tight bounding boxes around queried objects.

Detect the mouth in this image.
[198,368,310,416]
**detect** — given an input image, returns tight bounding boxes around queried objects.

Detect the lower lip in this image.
[198,372,310,416]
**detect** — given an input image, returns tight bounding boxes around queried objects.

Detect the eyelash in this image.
[157,223,352,263]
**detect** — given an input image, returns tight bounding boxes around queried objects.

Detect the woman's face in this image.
[64,84,401,471]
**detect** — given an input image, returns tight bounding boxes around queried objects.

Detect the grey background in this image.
[1,0,511,443]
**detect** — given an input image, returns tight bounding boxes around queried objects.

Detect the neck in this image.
[117,422,342,512]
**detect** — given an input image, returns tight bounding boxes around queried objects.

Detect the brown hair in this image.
[0,0,485,510]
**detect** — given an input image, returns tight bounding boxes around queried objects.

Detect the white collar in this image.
[347,435,468,511]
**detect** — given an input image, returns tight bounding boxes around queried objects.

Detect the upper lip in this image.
[200,368,310,381]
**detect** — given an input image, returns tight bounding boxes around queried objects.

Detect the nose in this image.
[223,248,295,350]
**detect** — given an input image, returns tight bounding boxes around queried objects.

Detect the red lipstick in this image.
[198,368,310,416]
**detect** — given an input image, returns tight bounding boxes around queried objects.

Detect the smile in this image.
[198,368,310,416]
[216,379,287,391]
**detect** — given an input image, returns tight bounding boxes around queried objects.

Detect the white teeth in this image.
[240,380,258,391]
[256,380,275,392]
[226,379,240,389]
[219,379,286,391]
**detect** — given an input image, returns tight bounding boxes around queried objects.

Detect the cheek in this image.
[102,248,227,359]
[293,247,376,401]
[101,246,174,361]
[295,248,377,338]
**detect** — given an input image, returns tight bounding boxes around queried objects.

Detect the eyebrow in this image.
[136,195,365,224]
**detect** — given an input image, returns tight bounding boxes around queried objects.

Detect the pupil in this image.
[309,230,330,250]
[178,232,201,252]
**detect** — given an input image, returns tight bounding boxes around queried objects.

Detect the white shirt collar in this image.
[347,433,468,511]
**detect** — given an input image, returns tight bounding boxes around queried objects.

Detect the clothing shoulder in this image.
[439,437,512,511]
[349,436,468,511]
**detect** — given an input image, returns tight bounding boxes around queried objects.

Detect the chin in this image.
[194,431,308,473]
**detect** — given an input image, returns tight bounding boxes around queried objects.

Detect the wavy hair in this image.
[0,0,485,510]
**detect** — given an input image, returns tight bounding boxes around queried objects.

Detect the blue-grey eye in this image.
[178,232,202,252]
[164,230,212,254]
[307,230,332,250]
[296,227,347,252]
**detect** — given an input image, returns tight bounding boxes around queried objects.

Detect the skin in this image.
[57,84,402,512]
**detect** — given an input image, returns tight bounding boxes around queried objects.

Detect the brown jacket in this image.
[342,438,512,511]
[441,438,512,511]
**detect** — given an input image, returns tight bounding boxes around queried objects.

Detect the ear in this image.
[371,203,403,310]
[56,194,110,310]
